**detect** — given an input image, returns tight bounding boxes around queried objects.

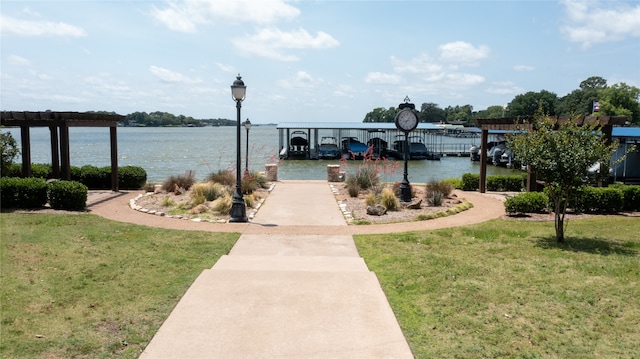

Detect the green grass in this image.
[354,217,640,358]
[0,213,238,358]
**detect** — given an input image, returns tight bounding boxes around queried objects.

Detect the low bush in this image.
[80,165,110,189]
[611,184,640,211]
[486,174,526,192]
[426,180,454,198]
[461,173,479,191]
[118,166,147,189]
[380,187,399,211]
[365,192,377,207]
[47,180,88,210]
[504,192,549,214]
[190,182,227,201]
[211,194,232,214]
[345,176,360,197]
[162,174,195,192]
[347,164,379,190]
[442,177,462,189]
[207,170,236,187]
[572,186,624,214]
[0,177,48,208]
[242,171,268,194]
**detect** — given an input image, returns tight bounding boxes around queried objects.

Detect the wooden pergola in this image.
[1,111,125,191]
[473,115,628,193]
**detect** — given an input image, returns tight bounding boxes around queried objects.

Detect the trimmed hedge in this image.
[0,177,48,208]
[504,192,549,214]
[47,180,88,210]
[611,184,640,211]
[2,163,147,190]
[461,173,479,191]
[571,186,624,214]
[461,173,526,192]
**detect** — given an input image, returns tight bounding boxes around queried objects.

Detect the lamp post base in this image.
[229,196,248,223]
[399,181,412,203]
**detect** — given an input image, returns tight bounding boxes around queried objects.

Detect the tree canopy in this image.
[362,76,640,125]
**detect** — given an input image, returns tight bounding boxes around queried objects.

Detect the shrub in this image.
[461,173,479,191]
[118,166,147,189]
[345,176,360,197]
[486,174,526,192]
[0,177,48,208]
[611,184,640,211]
[31,163,53,179]
[47,180,88,210]
[426,180,454,198]
[162,174,195,192]
[380,187,399,211]
[504,192,549,214]
[574,186,624,213]
[365,192,377,207]
[79,165,110,189]
[211,194,232,214]
[190,182,227,201]
[442,177,462,189]
[4,163,22,177]
[1,131,19,176]
[241,171,268,194]
[426,191,444,206]
[207,170,236,187]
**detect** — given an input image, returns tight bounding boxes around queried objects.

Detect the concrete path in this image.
[139,181,414,358]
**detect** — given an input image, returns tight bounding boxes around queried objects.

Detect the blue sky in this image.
[1,0,639,124]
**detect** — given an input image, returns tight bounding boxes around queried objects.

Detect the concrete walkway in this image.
[139,181,414,358]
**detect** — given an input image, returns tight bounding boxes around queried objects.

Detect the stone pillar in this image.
[265,164,278,181]
[327,165,344,182]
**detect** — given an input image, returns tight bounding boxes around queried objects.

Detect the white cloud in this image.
[438,41,490,65]
[149,65,202,84]
[216,63,235,73]
[513,65,535,72]
[391,54,443,74]
[364,72,402,85]
[276,71,323,89]
[8,54,31,66]
[561,0,640,49]
[152,0,300,32]
[485,81,524,95]
[232,27,339,61]
[0,15,86,37]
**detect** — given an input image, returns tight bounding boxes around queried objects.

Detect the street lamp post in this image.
[244,118,251,174]
[229,74,248,223]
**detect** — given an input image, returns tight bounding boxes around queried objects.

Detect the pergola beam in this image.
[1,111,125,191]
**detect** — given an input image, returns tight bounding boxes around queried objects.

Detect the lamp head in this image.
[231,74,246,101]
[244,118,251,130]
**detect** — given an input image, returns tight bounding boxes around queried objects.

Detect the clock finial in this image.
[404,96,411,103]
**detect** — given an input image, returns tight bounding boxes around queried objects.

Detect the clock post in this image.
[394,96,418,202]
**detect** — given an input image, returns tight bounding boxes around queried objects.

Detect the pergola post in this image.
[19,126,32,177]
[110,126,119,191]
[49,124,60,178]
[479,128,488,193]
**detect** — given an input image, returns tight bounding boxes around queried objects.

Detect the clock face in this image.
[395,109,418,132]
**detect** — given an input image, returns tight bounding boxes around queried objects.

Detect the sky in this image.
[1,0,639,124]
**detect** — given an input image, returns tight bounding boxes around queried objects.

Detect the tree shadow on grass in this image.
[534,236,638,256]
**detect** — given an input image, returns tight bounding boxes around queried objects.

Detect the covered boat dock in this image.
[276,122,441,160]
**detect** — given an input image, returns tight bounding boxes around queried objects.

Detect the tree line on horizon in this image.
[362,76,640,126]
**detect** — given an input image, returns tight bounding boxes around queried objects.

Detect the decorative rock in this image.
[406,198,422,209]
[367,205,387,216]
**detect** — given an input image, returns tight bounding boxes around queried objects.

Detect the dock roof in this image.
[276,122,440,131]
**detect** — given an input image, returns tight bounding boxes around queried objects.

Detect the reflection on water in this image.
[5,126,521,182]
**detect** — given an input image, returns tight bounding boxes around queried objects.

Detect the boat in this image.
[317,136,341,159]
[367,137,388,159]
[287,131,309,159]
[388,136,441,160]
[341,137,369,159]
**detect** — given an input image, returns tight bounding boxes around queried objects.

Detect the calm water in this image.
[5,126,520,182]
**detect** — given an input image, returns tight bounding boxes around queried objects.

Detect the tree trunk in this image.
[554,198,566,243]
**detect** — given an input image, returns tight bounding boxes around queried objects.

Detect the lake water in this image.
[4,126,520,182]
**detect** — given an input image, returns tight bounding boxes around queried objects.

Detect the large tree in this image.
[507,115,619,243]
[598,83,640,125]
[508,90,559,117]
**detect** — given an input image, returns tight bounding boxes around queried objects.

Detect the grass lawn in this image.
[355,217,640,358]
[0,213,238,358]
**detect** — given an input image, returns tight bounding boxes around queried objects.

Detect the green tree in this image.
[363,107,396,123]
[507,115,619,243]
[558,76,606,116]
[419,102,446,123]
[1,130,20,176]
[598,83,640,125]
[508,90,559,117]
[473,105,505,119]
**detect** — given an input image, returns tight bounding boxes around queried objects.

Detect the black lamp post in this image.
[244,118,251,174]
[229,74,248,223]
